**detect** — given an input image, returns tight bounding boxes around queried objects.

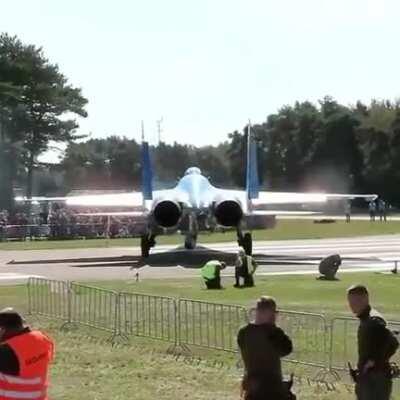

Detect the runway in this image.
[1,235,400,284]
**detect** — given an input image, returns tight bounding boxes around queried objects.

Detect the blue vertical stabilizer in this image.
[141,141,153,200]
[246,126,260,200]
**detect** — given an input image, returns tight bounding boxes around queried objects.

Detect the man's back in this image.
[201,260,219,280]
[238,323,292,380]
[357,307,398,370]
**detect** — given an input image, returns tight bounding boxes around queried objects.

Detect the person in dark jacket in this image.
[347,285,399,400]
[237,296,294,400]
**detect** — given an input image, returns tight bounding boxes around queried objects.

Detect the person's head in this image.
[238,249,245,258]
[347,285,370,316]
[219,261,227,270]
[0,308,25,341]
[254,296,279,325]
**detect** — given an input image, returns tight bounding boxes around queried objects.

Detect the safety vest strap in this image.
[0,374,42,385]
[0,388,45,399]
[0,373,45,399]
[246,256,257,275]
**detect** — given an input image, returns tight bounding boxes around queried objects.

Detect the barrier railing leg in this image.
[107,293,128,345]
[167,299,191,355]
[60,281,78,332]
[27,278,32,315]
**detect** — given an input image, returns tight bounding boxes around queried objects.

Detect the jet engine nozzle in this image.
[214,200,243,227]
[153,200,182,228]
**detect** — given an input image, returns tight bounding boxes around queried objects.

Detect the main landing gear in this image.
[237,229,253,255]
[184,233,197,250]
[140,233,156,258]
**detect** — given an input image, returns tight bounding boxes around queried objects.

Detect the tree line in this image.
[0,33,87,211]
[2,33,400,212]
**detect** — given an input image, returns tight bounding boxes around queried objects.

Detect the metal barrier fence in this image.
[0,223,143,241]
[119,292,177,343]
[69,283,119,334]
[329,317,400,394]
[279,311,328,368]
[28,277,72,322]
[26,278,400,376]
[330,317,400,371]
[178,298,247,352]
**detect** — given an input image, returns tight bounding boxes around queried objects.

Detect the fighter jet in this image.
[35,127,374,257]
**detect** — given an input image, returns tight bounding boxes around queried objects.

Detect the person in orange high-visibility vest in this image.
[0,308,54,400]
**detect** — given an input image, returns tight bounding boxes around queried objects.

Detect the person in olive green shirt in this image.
[201,260,226,289]
[235,249,258,288]
[238,296,294,400]
[347,285,399,400]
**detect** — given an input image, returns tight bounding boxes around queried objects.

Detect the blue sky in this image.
[2,0,400,153]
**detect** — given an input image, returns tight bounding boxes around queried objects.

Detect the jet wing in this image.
[251,191,377,206]
[250,210,322,216]
[16,189,186,211]
[75,211,149,217]
[65,192,145,207]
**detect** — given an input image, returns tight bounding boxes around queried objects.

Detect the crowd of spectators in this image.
[0,206,144,241]
[0,210,29,226]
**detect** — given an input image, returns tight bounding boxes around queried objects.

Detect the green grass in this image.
[5,273,400,399]
[93,272,400,319]
[44,328,354,400]
[1,219,400,250]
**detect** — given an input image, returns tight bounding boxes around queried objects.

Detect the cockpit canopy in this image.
[184,167,202,176]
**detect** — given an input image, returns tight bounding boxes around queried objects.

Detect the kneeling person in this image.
[238,296,294,400]
[201,260,226,289]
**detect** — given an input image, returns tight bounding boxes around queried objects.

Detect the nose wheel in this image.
[141,234,156,258]
[184,234,197,250]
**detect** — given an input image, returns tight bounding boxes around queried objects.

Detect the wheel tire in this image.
[141,236,150,258]
[243,233,252,255]
[184,235,197,250]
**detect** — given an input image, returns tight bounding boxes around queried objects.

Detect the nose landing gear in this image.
[184,234,197,250]
[140,233,156,258]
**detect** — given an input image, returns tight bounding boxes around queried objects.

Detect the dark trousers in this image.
[205,277,222,289]
[235,269,254,287]
[355,372,392,400]
[242,376,292,400]
[369,211,375,221]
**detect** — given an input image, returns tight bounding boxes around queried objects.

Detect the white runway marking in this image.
[2,234,400,281]
[0,273,43,282]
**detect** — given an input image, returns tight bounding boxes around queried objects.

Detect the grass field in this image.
[93,272,400,319]
[1,219,400,250]
[7,272,400,322]
[38,327,354,400]
[4,272,400,399]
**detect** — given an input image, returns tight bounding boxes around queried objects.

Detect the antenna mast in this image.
[156,117,163,144]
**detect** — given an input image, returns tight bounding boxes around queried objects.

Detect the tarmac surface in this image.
[1,234,400,284]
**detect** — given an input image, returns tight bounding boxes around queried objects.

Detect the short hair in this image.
[256,296,277,311]
[347,284,369,296]
[0,309,24,330]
